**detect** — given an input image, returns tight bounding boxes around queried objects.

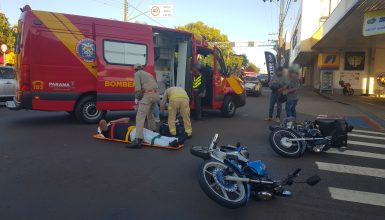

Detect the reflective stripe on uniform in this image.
[170,93,189,100]
[110,123,116,139]
[193,75,202,89]
[125,126,136,142]
[185,128,192,135]
[170,128,177,135]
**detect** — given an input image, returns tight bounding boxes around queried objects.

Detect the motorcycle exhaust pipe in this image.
[225,176,274,184]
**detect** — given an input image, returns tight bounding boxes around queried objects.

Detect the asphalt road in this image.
[1,89,384,220]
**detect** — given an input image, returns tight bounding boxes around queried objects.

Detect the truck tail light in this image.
[20,64,30,91]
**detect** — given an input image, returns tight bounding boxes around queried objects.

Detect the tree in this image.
[177,22,236,66]
[245,63,260,73]
[177,22,254,71]
[0,13,16,51]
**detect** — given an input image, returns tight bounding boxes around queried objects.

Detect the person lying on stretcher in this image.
[98,117,183,148]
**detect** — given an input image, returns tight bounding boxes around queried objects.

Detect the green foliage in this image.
[177,21,258,72]
[245,63,260,73]
[0,13,16,51]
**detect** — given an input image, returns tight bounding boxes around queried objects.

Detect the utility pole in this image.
[277,0,285,67]
[124,0,128,22]
[263,0,296,67]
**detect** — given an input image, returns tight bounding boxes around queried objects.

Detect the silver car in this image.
[0,66,16,100]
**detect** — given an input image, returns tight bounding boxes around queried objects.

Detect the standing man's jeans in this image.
[269,92,282,118]
[286,99,298,119]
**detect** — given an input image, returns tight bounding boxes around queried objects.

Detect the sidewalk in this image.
[310,88,385,130]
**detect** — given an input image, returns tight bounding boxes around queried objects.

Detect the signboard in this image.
[363,9,385,37]
[318,53,340,69]
[340,72,360,87]
[344,52,365,71]
[149,4,174,18]
[264,51,277,80]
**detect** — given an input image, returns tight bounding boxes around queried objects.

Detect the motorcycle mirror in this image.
[306,174,321,186]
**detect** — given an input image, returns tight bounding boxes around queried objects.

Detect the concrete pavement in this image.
[1,88,384,220]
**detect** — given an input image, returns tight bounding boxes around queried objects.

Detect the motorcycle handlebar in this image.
[292,168,301,177]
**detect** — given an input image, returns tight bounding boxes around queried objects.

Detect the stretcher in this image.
[93,134,184,150]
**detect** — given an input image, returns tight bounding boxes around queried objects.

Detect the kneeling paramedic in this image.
[160,86,192,138]
[98,118,182,148]
[127,64,160,148]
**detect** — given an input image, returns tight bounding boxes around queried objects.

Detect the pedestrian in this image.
[283,64,301,120]
[126,64,160,148]
[265,67,288,123]
[160,86,192,138]
[192,62,206,120]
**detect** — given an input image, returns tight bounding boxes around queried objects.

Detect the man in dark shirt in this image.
[265,67,288,123]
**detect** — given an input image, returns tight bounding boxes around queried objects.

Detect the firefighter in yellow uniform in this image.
[127,64,160,148]
[160,87,192,138]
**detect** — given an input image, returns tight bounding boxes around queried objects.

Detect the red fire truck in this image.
[7,5,245,123]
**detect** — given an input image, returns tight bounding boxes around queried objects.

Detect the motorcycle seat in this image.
[315,119,336,127]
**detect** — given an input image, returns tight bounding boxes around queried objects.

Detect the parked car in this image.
[244,75,262,96]
[257,73,270,86]
[0,66,16,101]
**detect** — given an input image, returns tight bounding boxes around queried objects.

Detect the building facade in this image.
[289,0,385,97]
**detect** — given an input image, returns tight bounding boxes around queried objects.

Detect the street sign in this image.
[1,44,7,53]
[149,4,174,18]
[363,9,385,37]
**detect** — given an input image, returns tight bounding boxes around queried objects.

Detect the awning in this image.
[312,0,385,50]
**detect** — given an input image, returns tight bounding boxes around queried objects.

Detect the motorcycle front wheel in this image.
[198,159,249,208]
[269,128,304,158]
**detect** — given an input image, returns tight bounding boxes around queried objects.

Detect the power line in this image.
[89,0,165,27]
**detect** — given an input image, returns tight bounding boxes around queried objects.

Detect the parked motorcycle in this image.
[190,134,321,208]
[339,80,354,96]
[269,117,354,158]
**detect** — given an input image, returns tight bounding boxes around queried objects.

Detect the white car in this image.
[244,75,262,96]
[0,66,16,100]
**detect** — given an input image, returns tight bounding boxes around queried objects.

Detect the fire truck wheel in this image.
[75,96,106,124]
[221,96,236,118]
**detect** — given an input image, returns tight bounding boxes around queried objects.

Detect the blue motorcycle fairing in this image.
[247,160,268,177]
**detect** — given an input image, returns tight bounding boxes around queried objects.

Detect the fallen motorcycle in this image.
[269,116,354,158]
[190,134,320,208]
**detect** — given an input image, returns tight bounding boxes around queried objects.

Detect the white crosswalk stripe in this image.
[326,149,385,160]
[329,187,385,207]
[348,140,385,149]
[351,129,385,136]
[315,162,385,178]
[316,128,385,207]
[349,133,385,140]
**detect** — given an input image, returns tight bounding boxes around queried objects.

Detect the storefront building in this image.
[289,0,385,97]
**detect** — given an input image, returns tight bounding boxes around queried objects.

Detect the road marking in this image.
[315,162,385,178]
[348,140,385,149]
[352,129,385,136]
[329,187,385,207]
[327,149,385,160]
[349,133,385,140]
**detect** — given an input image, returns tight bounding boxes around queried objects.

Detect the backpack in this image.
[159,121,185,137]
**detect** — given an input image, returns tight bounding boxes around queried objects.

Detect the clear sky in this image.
[1,0,299,71]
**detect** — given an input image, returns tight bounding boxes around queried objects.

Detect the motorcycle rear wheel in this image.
[198,160,249,208]
[269,128,303,158]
